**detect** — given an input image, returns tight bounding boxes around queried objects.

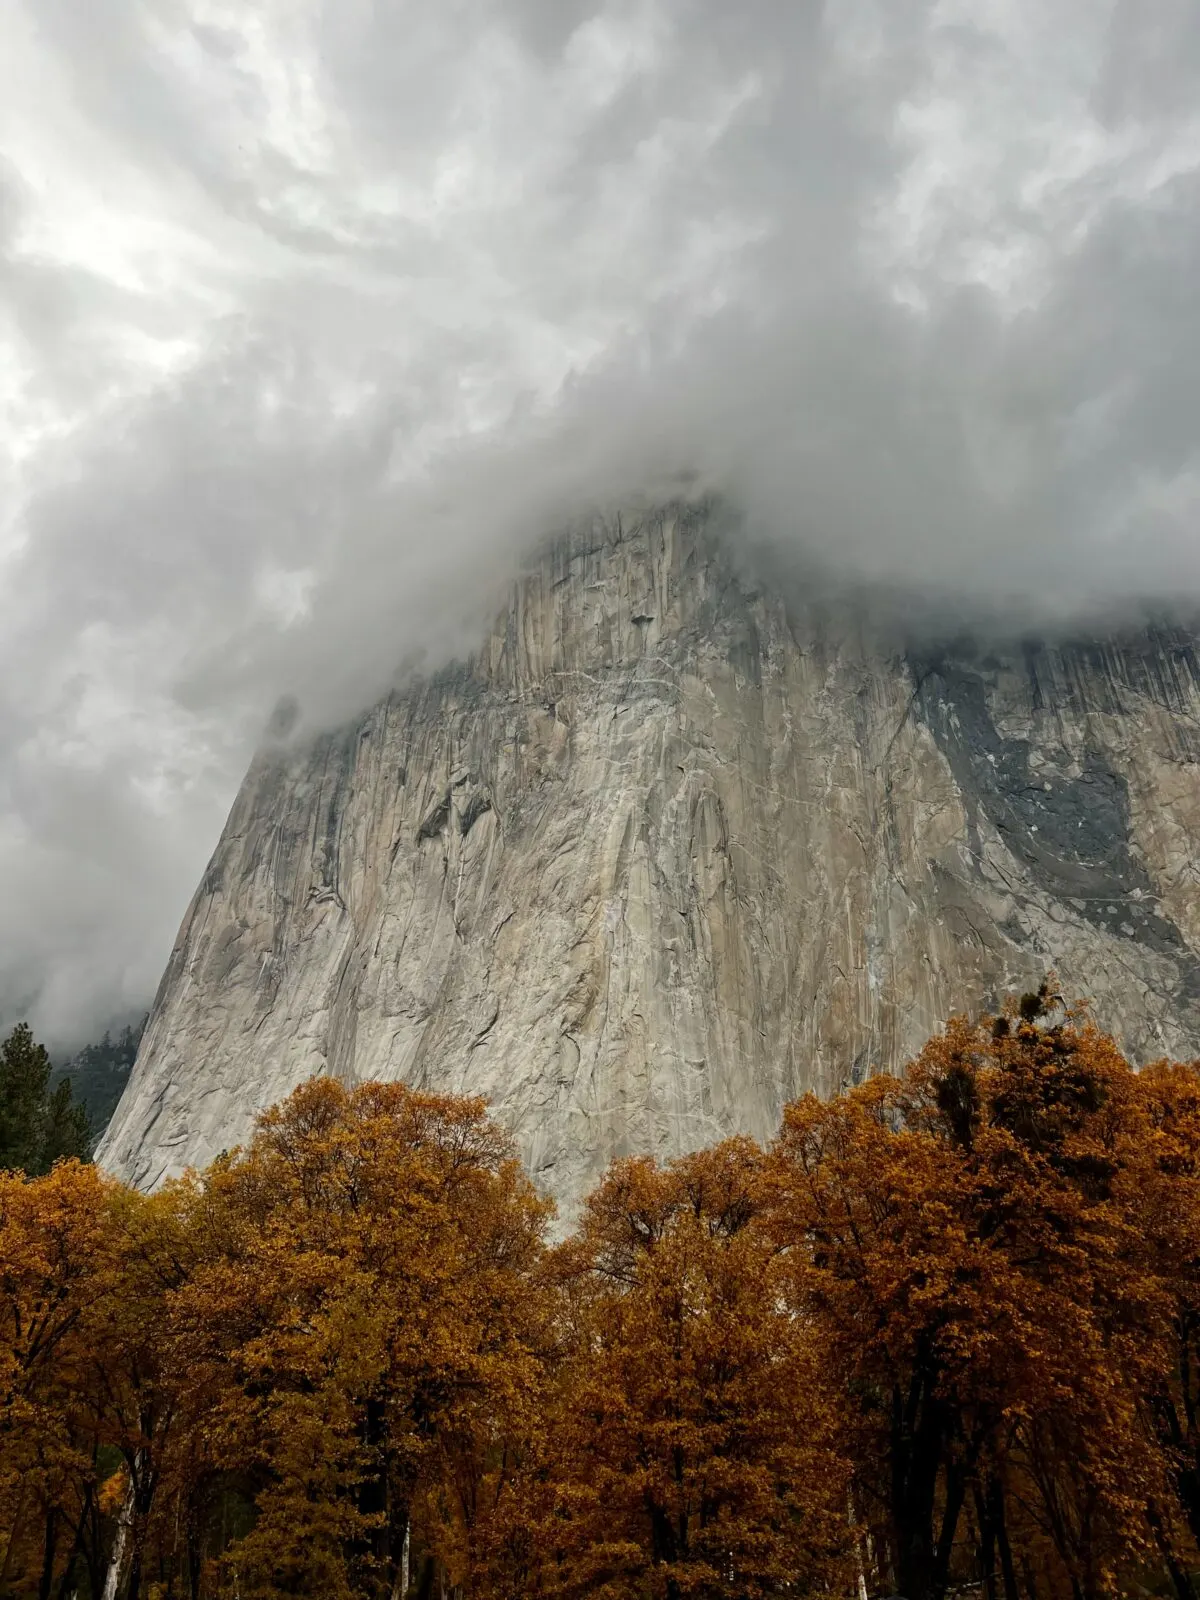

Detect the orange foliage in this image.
[4,993,1200,1600]
[476,1140,849,1600]
[0,1161,121,1596]
[167,1078,550,1599]
[767,989,1197,1600]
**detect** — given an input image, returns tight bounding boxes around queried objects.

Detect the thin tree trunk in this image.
[0,1483,29,1592]
[850,1492,870,1600]
[186,1506,202,1600]
[389,1520,410,1600]
[124,1452,156,1600]
[102,1478,136,1600]
[58,1450,95,1600]
[890,1370,947,1600]
[993,1483,1019,1600]
[37,1506,59,1600]
[85,1512,106,1599]
[974,1486,997,1600]
[56,1510,84,1600]
[126,1539,144,1600]
[930,1460,968,1600]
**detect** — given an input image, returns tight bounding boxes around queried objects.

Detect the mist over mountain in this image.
[4,1,1200,1043]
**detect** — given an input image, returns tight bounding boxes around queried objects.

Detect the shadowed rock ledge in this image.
[98,505,1200,1221]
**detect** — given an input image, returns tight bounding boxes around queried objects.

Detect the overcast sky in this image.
[2,0,1200,1048]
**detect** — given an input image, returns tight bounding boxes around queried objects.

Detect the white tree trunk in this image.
[389,1519,410,1600]
[101,1476,136,1600]
[850,1490,870,1600]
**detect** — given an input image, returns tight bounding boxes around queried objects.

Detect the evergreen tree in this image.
[43,1075,93,1168]
[0,1022,91,1174]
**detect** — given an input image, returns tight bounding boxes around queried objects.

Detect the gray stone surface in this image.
[98,507,1200,1223]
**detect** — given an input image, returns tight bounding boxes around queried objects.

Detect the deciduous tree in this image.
[502,1139,851,1600]
[767,990,1181,1600]
[0,1160,119,1597]
[172,1077,550,1600]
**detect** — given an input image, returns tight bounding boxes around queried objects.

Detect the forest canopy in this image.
[2,989,1200,1600]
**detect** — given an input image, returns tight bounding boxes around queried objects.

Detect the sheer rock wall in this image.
[98,508,1200,1219]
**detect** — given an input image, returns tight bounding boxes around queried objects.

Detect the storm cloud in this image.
[3,0,1200,1044]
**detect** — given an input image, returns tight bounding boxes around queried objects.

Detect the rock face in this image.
[98,506,1200,1220]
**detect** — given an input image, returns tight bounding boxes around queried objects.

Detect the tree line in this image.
[0,1024,91,1176]
[2,986,1200,1600]
[0,1016,141,1173]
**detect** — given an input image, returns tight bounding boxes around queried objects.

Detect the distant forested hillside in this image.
[52,1018,145,1147]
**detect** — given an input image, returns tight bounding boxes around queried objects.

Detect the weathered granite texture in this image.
[98,507,1200,1221]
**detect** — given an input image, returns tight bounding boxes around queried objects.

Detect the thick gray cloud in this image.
[2,0,1200,1045]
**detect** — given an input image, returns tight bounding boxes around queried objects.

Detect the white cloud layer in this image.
[3,0,1200,1044]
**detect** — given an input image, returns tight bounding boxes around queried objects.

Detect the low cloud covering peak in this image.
[3,0,1200,1042]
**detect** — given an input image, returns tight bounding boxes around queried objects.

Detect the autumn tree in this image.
[170,1077,551,1600]
[86,1183,215,1600]
[1126,1059,1200,1588]
[0,1160,120,1598]
[496,1139,851,1600]
[766,988,1185,1600]
[1,1078,552,1600]
[0,1160,212,1600]
[8,998,1200,1600]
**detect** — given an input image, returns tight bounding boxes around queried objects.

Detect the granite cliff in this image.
[98,506,1200,1218]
